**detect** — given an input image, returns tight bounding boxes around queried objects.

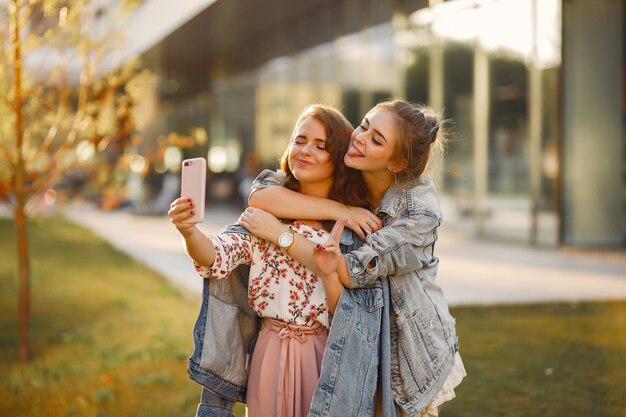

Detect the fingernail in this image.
[188,198,192,202]
[190,211,195,215]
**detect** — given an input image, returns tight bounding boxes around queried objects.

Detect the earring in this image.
[388,167,398,183]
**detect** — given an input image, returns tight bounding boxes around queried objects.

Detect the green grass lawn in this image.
[1,215,624,417]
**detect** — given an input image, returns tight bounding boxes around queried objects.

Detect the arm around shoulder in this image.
[248,169,347,220]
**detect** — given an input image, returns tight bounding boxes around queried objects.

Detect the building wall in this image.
[134,0,625,248]
[562,0,625,246]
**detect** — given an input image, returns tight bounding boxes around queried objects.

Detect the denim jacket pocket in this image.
[395,308,452,400]
[353,281,384,312]
[395,313,438,397]
[353,283,384,344]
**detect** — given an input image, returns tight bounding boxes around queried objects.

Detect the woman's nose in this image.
[354,132,367,145]
[301,143,313,155]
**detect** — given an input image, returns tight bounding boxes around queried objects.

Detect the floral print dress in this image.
[195,221,330,329]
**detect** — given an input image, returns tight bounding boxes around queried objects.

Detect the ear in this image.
[388,158,408,173]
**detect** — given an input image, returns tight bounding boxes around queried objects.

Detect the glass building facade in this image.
[138,0,625,248]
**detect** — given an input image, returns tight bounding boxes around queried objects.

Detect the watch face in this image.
[279,231,293,248]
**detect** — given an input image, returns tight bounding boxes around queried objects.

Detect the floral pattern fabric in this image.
[195,221,330,329]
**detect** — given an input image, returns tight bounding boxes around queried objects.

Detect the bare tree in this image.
[1,0,148,361]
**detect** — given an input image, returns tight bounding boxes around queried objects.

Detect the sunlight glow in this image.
[75,140,96,163]
[208,146,227,173]
[410,0,561,68]
[164,146,183,171]
[129,154,148,174]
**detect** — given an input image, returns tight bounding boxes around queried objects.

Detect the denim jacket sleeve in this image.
[250,169,286,194]
[344,212,440,288]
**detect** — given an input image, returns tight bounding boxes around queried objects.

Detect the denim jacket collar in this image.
[376,176,443,221]
[376,182,405,218]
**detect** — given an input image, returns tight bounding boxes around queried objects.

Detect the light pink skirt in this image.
[246,318,328,417]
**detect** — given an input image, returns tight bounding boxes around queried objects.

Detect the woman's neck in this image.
[299,182,330,199]
[295,182,330,229]
[362,171,394,209]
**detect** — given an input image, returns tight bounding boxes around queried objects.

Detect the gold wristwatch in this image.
[277,230,294,251]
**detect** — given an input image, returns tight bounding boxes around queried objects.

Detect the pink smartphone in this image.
[180,157,206,223]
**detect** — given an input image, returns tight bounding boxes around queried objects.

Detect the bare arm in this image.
[250,186,381,239]
[321,272,343,314]
[168,197,216,267]
[250,186,346,221]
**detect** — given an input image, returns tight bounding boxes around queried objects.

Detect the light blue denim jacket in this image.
[188,170,459,417]
[342,177,459,415]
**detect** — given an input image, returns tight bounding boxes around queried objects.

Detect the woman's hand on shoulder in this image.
[342,206,382,240]
[168,198,197,237]
[238,207,284,243]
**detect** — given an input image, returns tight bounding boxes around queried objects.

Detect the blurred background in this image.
[1,0,625,416]
[2,0,624,248]
[68,0,624,249]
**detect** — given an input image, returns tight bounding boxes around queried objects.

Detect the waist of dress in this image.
[262,317,328,342]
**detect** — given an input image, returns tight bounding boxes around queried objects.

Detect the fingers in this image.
[315,242,339,254]
[238,208,260,231]
[168,199,196,225]
[363,216,381,232]
[330,218,347,241]
[238,209,253,226]
[238,215,249,228]
[344,211,380,239]
[352,207,381,229]
[369,216,382,229]
[169,198,195,215]
[352,226,366,241]
[322,246,339,254]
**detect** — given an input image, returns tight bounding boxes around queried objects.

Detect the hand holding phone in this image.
[180,158,207,223]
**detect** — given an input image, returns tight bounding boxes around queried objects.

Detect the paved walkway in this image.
[64,205,626,306]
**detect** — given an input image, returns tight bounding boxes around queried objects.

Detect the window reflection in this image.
[152,0,563,245]
[407,0,561,244]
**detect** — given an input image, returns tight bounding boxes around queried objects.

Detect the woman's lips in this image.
[294,159,314,166]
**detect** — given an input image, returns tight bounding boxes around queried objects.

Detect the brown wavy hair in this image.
[278,104,368,210]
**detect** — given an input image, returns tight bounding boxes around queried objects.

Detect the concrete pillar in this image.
[473,44,489,238]
[562,0,624,246]
[528,0,543,246]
